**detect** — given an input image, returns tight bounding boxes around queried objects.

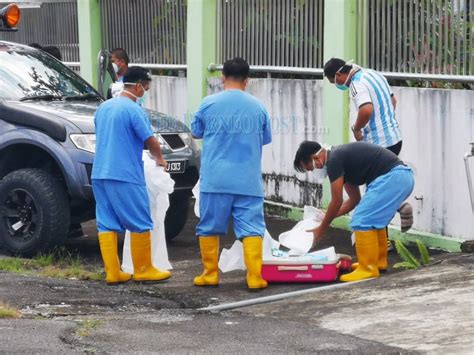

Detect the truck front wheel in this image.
[164,192,190,241]
[0,169,70,256]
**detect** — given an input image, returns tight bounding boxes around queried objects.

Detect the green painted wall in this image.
[186,0,218,122]
[77,0,102,89]
[321,0,358,206]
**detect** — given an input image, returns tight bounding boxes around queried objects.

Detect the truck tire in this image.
[164,193,190,241]
[0,169,70,256]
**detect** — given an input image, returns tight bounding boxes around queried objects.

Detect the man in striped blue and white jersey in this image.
[323,58,413,250]
[323,57,403,155]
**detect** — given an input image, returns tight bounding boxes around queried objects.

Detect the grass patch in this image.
[75,319,102,337]
[34,253,54,267]
[0,247,103,281]
[41,266,103,281]
[0,258,28,272]
[0,304,21,319]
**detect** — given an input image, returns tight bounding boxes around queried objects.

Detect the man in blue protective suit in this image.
[92,66,171,285]
[191,57,272,290]
[294,141,414,282]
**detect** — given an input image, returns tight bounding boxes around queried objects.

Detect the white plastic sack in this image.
[122,153,175,272]
[218,240,245,272]
[278,206,325,255]
[218,229,275,273]
[192,179,200,218]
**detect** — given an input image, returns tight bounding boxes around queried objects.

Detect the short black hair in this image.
[323,57,351,79]
[293,141,322,173]
[42,46,62,61]
[111,48,130,65]
[222,57,250,81]
[123,66,152,84]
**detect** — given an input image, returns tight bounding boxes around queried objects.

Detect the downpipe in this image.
[465,142,474,213]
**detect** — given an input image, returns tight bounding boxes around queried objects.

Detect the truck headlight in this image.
[179,132,199,151]
[70,134,96,153]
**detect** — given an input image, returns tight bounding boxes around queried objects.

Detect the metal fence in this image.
[0,0,79,62]
[217,0,324,68]
[357,0,474,75]
[100,0,187,65]
[3,0,472,79]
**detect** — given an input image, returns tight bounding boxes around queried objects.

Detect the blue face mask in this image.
[335,83,349,91]
[137,92,148,106]
[334,65,354,91]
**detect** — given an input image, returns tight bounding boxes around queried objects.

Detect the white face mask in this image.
[123,83,148,106]
[313,164,328,182]
[112,62,119,74]
[312,149,328,182]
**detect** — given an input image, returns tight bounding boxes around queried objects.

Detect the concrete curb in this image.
[264,200,464,252]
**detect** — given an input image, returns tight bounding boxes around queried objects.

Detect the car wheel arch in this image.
[0,139,76,195]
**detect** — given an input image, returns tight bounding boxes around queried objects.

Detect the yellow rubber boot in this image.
[242,236,268,290]
[377,228,389,270]
[194,236,219,286]
[98,231,132,285]
[130,231,171,282]
[340,230,379,282]
[351,228,388,271]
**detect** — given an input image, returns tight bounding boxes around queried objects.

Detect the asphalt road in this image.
[0,202,464,354]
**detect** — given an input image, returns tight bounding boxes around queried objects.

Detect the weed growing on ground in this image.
[0,304,20,319]
[0,258,26,272]
[0,247,103,281]
[74,319,102,337]
[33,253,54,267]
[393,239,431,270]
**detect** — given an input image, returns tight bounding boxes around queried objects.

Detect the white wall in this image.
[145,75,188,124]
[394,87,474,239]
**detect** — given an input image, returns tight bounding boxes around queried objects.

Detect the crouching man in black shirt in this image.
[293,141,414,282]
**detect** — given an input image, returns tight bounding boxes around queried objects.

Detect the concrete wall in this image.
[147,75,474,240]
[145,75,188,124]
[207,77,325,207]
[393,88,473,240]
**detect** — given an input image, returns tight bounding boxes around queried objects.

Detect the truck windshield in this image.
[0,48,99,101]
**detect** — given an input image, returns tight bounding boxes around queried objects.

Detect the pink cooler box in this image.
[261,254,352,283]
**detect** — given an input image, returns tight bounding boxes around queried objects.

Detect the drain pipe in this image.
[198,279,373,312]
[465,143,474,213]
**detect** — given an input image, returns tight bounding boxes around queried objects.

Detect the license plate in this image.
[166,160,185,174]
